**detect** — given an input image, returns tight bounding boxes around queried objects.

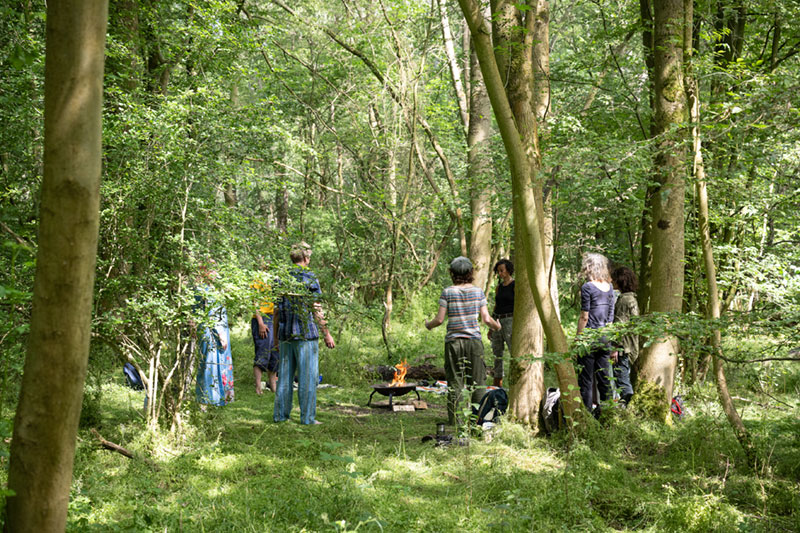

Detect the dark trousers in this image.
[577,348,612,413]
[444,338,486,425]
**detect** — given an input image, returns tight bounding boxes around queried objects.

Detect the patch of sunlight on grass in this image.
[197,453,240,473]
[479,442,562,473]
[206,484,234,498]
[392,457,433,475]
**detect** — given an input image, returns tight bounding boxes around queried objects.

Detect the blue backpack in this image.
[123,363,145,391]
[473,388,508,425]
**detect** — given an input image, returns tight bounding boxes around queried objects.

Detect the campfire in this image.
[389,360,409,387]
[368,359,420,407]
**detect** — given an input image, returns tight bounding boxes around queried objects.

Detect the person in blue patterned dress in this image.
[195,264,234,407]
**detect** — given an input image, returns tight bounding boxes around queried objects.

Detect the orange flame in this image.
[389,360,409,386]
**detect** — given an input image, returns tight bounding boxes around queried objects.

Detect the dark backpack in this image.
[473,388,508,425]
[123,363,145,391]
[670,395,685,420]
[539,387,564,435]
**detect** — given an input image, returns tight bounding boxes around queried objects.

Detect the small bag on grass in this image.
[473,388,508,425]
[539,387,564,436]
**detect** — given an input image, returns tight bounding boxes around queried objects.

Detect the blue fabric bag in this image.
[123,363,144,391]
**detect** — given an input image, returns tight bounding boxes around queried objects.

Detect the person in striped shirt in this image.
[425,256,501,425]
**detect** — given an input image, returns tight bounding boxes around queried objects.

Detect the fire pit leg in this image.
[414,390,421,402]
[388,393,394,408]
[368,389,378,407]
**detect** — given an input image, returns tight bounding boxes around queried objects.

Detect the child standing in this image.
[425,256,501,425]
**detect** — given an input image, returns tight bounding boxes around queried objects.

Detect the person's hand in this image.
[610,351,618,363]
[487,328,493,340]
[323,331,335,349]
[219,337,228,351]
[258,321,267,338]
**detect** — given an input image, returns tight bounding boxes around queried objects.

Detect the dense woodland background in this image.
[1,0,799,531]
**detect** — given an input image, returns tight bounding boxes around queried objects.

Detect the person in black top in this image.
[489,259,514,387]
[575,253,615,416]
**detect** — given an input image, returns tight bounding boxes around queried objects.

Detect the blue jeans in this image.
[613,354,634,403]
[273,339,319,424]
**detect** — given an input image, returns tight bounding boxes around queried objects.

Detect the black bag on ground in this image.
[123,363,144,390]
[539,387,564,435]
[473,388,508,425]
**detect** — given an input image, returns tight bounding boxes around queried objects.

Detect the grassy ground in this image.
[54,324,800,533]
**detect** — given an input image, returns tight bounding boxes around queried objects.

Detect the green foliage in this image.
[41,329,797,532]
[632,380,670,422]
[2,0,800,527]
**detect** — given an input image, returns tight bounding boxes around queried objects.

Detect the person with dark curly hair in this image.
[425,256,501,425]
[610,265,640,405]
[489,259,514,387]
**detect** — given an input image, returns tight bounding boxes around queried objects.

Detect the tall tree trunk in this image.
[532,0,560,320]
[508,201,545,425]
[458,0,584,426]
[492,0,546,424]
[635,0,687,419]
[637,0,657,313]
[467,43,494,291]
[437,0,470,137]
[5,2,108,531]
[439,0,494,290]
[685,8,757,467]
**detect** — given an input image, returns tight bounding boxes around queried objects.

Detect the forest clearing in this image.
[23,324,800,532]
[2,0,800,531]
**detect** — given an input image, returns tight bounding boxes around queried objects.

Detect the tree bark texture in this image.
[492,0,546,425]
[437,0,470,137]
[6,2,108,531]
[508,201,545,425]
[467,43,494,292]
[635,0,687,417]
[458,0,583,425]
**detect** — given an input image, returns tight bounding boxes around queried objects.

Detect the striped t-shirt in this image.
[439,285,488,340]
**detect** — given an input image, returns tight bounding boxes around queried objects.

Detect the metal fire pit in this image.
[368,383,420,408]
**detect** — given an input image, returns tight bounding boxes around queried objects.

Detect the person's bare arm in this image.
[255,312,267,338]
[313,302,335,349]
[576,310,589,336]
[425,305,447,330]
[480,305,501,332]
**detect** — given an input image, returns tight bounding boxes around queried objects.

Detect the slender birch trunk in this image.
[685,5,757,467]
